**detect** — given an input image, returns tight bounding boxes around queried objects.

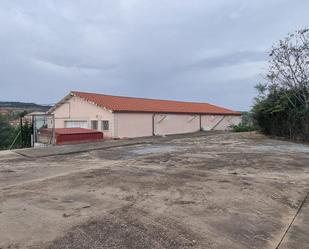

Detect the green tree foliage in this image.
[20,121,32,148]
[231,112,256,132]
[0,115,33,150]
[253,28,309,141]
[0,115,16,150]
[231,123,256,132]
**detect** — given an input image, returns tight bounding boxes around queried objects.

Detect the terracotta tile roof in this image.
[71,91,241,115]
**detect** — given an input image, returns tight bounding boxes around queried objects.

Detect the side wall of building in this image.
[154,114,200,136]
[115,113,153,138]
[201,115,241,131]
[50,96,241,138]
[115,113,202,138]
[50,96,114,138]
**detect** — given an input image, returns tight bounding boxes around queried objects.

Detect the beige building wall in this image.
[50,95,241,138]
[50,96,114,138]
[115,113,153,138]
[154,114,200,136]
[201,115,241,131]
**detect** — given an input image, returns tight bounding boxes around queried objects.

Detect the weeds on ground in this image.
[231,123,256,132]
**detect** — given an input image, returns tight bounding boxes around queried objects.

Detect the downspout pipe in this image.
[152,114,155,136]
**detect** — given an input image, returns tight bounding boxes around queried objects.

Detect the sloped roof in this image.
[69,91,240,115]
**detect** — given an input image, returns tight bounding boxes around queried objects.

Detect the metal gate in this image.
[32,114,55,147]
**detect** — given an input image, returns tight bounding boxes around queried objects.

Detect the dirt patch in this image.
[0,132,308,249]
[46,208,201,249]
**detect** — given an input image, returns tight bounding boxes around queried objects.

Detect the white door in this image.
[65,121,88,128]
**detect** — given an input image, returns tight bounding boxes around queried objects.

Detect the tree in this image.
[253,28,309,141]
[267,28,309,109]
[0,114,33,150]
[20,121,32,148]
[0,115,16,150]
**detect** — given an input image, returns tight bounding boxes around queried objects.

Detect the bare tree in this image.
[267,28,309,109]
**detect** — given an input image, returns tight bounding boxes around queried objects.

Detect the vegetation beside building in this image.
[0,101,50,150]
[253,28,309,141]
[0,114,33,150]
[0,115,16,150]
[231,112,256,132]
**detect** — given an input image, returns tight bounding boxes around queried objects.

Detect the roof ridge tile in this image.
[71,91,240,116]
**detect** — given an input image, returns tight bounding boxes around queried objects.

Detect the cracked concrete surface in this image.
[0,132,308,249]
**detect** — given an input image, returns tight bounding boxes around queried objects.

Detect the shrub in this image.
[231,123,256,132]
[0,115,16,150]
[252,28,309,141]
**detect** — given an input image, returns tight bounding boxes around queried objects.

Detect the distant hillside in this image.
[0,101,51,111]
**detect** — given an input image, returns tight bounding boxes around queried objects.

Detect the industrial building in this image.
[48,91,241,138]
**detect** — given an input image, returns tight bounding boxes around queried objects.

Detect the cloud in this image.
[189,51,267,69]
[0,0,308,110]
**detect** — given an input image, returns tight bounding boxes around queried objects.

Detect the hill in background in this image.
[0,101,51,112]
[0,102,51,120]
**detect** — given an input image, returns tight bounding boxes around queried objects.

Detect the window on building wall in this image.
[65,120,87,128]
[102,120,109,131]
[91,120,98,130]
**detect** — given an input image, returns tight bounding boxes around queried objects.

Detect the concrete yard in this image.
[0,132,309,249]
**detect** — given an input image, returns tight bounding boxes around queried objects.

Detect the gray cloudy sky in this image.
[0,0,308,110]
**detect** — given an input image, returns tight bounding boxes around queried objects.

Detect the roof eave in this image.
[72,92,113,113]
[113,110,241,116]
[47,93,74,114]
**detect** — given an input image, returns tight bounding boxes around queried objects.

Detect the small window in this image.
[65,120,88,128]
[102,120,109,131]
[91,120,98,130]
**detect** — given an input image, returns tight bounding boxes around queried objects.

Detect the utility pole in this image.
[19,111,26,147]
[20,114,23,147]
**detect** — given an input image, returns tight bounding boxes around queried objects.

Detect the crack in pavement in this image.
[275,190,309,249]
